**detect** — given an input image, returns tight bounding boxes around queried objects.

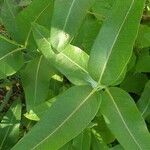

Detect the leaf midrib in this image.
[98,0,135,84]
[0,47,24,62]
[62,0,76,31]
[0,35,23,47]
[61,53,88,73]
[31,89,97,149]
[34,27,88,74]
[106,88,142,150]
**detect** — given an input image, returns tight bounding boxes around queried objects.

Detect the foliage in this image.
[0,0,150,149]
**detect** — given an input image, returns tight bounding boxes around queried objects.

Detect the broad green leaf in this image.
[88,0,145,86]
[120,72,148,94]
[0,99,21,149]
[0,35,24,79]
[137,80,150,120]
[50,0,95,53]
[1,0,20,39]
[15,0,53,48]
[100,87,150,149]
[12,85,101,150]
[72,129,91,150]
[32,23,97,86]
[21,55,55,111]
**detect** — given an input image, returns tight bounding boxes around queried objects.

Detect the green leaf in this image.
[12,85,101,150]
[137,80,150,120]
[0,99,21,149]
[0,35,24,79]
[32,23,97,86]
[88,0,145,86]
[1,0,20,39]
[15,0,53,48]
[21,55,55,111]
[50,0,95,52]
[100,87,150,149]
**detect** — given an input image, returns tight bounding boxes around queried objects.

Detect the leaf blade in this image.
[12,86,101,150]
[1,0,20,39]
[88,0,145,86]
[32,23,96,86]
[50,0,95,52]
[100,87,150,149]
[21,55,54,111]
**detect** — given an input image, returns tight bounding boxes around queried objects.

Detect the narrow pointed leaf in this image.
[0,99,21,149]
[50,0,95,52]
[88,0,145,86]
[32,23,96,86]
[21,55,55,111]
[12,86,101,150]
[101,87,150,149]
